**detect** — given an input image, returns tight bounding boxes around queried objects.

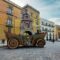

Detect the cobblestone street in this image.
[0,41,60,60]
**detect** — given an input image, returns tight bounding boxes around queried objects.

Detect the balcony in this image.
[6,24,13,28]
[6,20,13,28]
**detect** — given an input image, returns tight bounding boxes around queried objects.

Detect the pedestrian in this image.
[35,30,40,34]
[52,39,55,43]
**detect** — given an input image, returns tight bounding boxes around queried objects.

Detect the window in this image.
[6,18,12,33]
[1,39,5,44]
[42,22,44,25]
[22,13,29,19]
[7,5,13,15]
[58,33,60,38]
[7,8,12,14]
[48,24,50,27]
[7,16,12,25]
[25,13,29,18]
[45,28,47,31]
[46,23,47,26]
[7,19,12,25]
[52,25,54,27]
[6,15,12,27]
[25,15,28,18]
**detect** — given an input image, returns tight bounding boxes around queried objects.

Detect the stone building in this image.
[21,5,40,33]
[54,25,60,41]
[0,0,40,45]
[0,0,22,44]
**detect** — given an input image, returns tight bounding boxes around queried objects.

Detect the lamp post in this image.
[49,33,51,41]
[53,32,54,41]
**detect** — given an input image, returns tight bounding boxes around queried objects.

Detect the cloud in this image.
[10,0,60,21]
[10,0,31,7]
[49,18,60,25]
[38,0,60,19]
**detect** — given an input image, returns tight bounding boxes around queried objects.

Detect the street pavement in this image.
[0,41,60,60]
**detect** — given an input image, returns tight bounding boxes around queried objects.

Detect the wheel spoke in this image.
[37,39,45,48]
[7,39,18,49]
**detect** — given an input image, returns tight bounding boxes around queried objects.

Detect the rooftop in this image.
[3,0,22,9]
[23,4,40,13]
[41,18,55,24]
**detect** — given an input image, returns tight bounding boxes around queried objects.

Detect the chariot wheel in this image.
[7,39,19,49]
[37,39,45,48]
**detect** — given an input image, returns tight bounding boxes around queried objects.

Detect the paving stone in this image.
[0,41,60,60]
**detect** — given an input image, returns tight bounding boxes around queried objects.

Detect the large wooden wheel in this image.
[37,39,45,48]
[7,39,19,49]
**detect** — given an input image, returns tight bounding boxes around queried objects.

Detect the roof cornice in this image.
[3,0,22,9]
[23,4,40,13]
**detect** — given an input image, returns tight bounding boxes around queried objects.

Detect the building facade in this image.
[40,18,55,41]
[0,0,40,45]
[0,0,22,44]
[21,5,40,33]
[54,25,60,41]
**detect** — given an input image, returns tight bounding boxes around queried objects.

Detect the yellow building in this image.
[0,0,22,41]
[22,5,40,33]
[0,0,40,44]
[54,25,60,40]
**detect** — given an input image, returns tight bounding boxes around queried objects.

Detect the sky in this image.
[10,0,60,25]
